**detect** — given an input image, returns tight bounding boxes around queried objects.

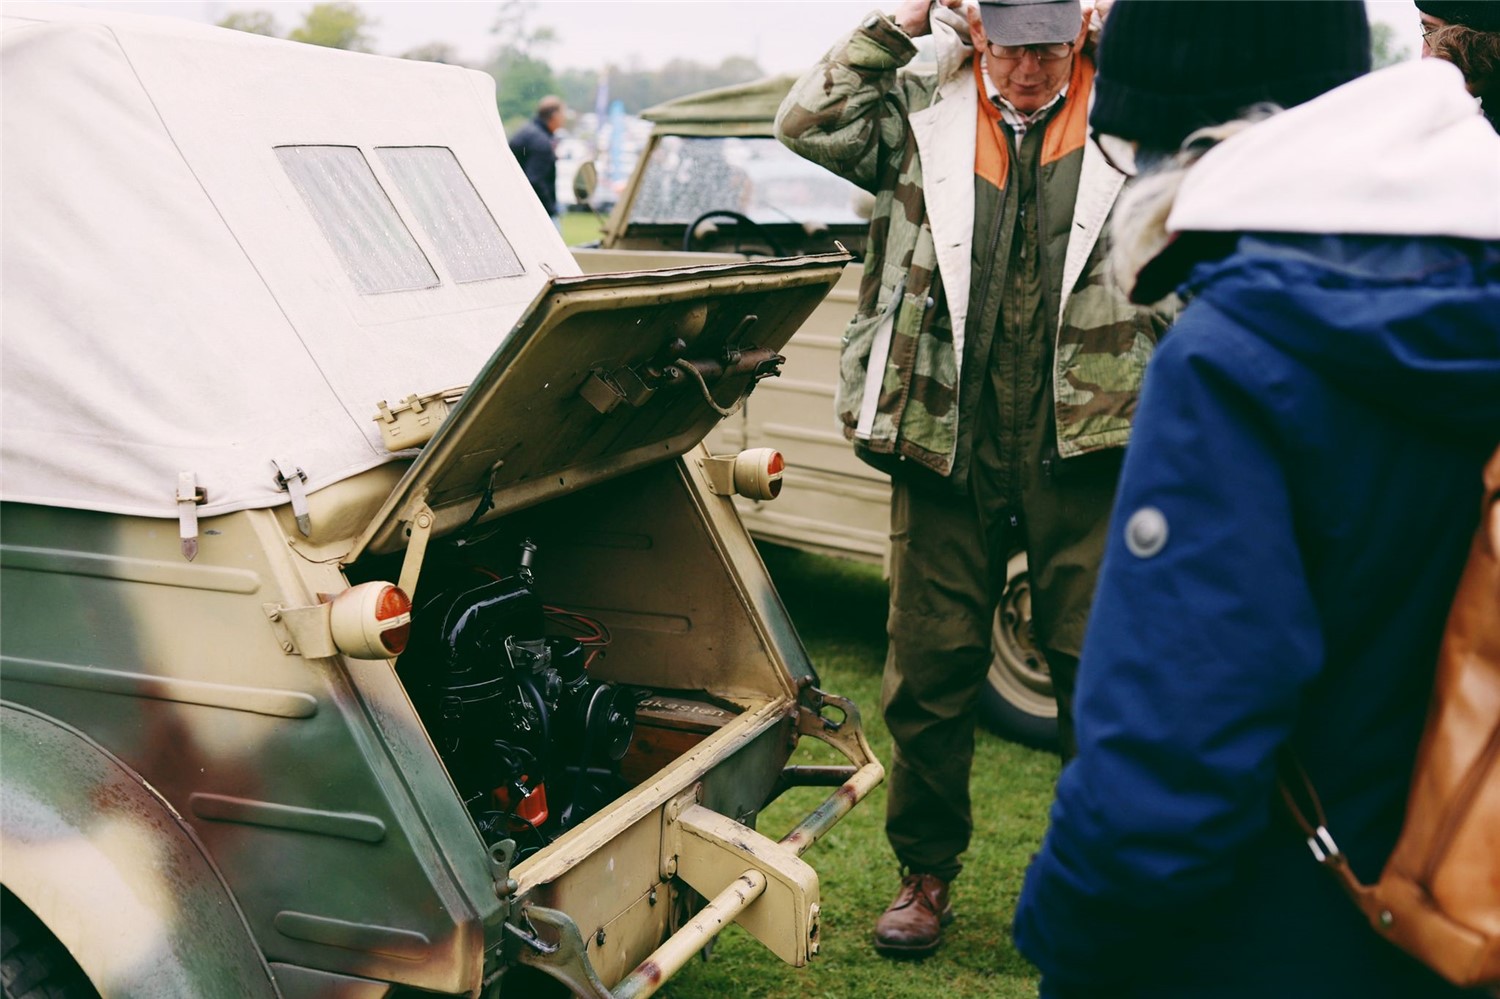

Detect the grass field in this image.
[660,544,1059,999]
[562,210,606,247]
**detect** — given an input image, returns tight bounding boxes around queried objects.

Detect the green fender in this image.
[0,703,279,998]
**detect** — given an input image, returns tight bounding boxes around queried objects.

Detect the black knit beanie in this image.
[1416,2,1500,32]
[1090,0,1372,152]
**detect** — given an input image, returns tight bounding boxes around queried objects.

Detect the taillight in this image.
[330,581,413,659]
[733,448,785,501]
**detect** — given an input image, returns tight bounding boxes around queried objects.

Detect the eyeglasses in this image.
[984,40,1075,62]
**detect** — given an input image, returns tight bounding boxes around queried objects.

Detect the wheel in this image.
[978,550,1060,751]
[1,890,98,999]
[681,210,785,257]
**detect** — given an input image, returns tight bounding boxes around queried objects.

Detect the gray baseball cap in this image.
[977,0,1083,46]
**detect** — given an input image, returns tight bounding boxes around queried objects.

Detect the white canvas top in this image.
[1,3,581,518]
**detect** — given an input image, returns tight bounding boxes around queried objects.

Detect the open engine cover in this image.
[350,254,847,560]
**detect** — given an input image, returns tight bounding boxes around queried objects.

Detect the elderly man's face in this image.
[968,6,1079,114]
[985,44,1075,112]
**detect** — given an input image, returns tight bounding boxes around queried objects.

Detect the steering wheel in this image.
[682,210,785,257]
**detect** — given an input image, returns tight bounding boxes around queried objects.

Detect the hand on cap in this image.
[894,0,966,39]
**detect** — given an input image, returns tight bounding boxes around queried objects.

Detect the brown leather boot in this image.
[873,872,953,956]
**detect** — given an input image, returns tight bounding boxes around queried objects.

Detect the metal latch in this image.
[372,387,464,452]
[176,471,206,562]
[271,460,312,537]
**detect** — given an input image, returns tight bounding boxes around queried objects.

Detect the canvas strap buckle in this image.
[176,471,207,562]
[272,460,312,537]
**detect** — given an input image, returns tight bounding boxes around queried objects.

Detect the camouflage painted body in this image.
[776,10,1170,478]
[0,429,878,999]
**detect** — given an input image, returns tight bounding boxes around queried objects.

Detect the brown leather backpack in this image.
[1281,444,1500,988]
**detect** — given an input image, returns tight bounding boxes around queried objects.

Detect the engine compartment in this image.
[398,538,642,860]
[348,458,802,870]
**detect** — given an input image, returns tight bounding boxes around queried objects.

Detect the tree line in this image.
[217,1,767,133]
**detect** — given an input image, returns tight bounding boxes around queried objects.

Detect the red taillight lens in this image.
[331,581,413,660]
[375,585,412,655]
[732,448,785,501]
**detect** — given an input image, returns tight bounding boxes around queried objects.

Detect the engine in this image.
[397,540,637,858]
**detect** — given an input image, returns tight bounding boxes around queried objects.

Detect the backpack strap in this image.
[1483,445,1500,557]
[1277,440,1500,928]
[1276,755,1376,909]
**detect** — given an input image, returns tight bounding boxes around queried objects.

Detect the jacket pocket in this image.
[844,277,905,441]
[837,311,884,436]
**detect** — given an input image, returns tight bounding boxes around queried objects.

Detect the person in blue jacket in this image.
[1013,2,1500,996]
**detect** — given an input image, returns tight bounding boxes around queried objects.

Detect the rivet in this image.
[595,928,607,946]
[648,888,658,906]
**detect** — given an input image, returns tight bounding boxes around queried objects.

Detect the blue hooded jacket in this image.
[1014,61,1500,998]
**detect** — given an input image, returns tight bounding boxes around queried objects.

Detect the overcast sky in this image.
[53,1,1425,75]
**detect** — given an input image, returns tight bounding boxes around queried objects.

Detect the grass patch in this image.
[562,210,606,247]
[661,544,1058,998]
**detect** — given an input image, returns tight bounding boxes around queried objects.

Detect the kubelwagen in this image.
[0,7,880,997]
[572,76,1058,749]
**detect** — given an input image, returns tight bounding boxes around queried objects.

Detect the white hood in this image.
[1168,59,1500,241]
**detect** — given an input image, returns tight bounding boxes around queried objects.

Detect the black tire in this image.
[1,890,98,999]
[977,551,1060,752]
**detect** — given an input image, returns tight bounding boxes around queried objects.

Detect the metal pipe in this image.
[612,871,768,999]
[777,762,884,858]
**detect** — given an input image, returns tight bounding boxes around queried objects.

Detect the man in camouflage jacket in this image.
[777,0,1171,957]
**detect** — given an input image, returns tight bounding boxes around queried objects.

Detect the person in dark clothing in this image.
[508,94,566,223]
[1013,2,1500,996]
[1418,0,1500,130]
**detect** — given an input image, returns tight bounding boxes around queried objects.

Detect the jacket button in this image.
[1124,506,1168,558]
[926,297,935,309]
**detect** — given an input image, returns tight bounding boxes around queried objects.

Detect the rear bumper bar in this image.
[510,689,882,998]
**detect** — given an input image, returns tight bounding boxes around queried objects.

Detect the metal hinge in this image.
[398,501,437,599]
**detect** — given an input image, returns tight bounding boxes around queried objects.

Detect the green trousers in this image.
[881,446,1120,881]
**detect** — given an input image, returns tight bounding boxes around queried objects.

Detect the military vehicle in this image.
[572,77,1058,749]
[0,7,880,997]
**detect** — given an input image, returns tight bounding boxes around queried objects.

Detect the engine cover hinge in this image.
[398,500,436,599]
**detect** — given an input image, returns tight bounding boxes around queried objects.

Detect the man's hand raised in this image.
[893,0,966,39]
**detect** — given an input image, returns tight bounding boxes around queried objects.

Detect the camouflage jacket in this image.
[776,9,1165,479]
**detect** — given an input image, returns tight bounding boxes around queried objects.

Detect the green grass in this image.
[561,211,606,247]
[661,544,1059,999]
